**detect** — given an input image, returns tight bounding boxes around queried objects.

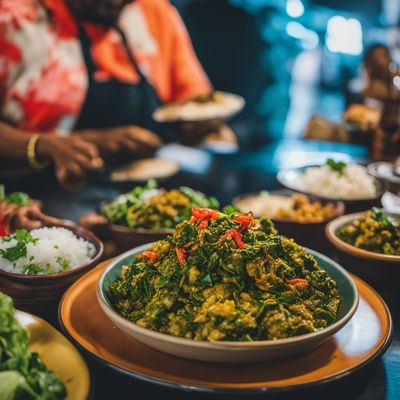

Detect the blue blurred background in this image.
[172,0,400,145]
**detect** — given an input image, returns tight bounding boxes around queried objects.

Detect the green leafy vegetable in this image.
[326,159,347,175]
[0,292,66,399]
[0,230,38,263]
[0,185,32,206]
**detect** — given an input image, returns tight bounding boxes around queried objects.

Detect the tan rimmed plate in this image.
[59,260,392,395]
[17,310,91,400]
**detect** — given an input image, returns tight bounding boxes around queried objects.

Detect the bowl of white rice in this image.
[0,225,103,317]
[277,160,385,213]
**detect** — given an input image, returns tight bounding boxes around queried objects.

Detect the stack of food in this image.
[109,209,341,341]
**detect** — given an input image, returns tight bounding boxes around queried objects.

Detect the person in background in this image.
[0,0,217,218]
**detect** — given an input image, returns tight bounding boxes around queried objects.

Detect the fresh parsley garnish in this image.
[326,159,347,175]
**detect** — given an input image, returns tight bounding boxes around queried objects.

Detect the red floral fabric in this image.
[0,0,210,133]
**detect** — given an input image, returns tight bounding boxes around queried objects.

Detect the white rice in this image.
[0,227,96,275]
[299,164,377,200]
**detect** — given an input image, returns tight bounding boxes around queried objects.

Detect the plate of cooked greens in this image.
[0,291,90,400]
[100,180,219,251]
[326,208,400,264]
[98,209,358,362]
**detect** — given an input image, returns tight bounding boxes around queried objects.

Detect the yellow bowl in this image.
[16,310,91,400]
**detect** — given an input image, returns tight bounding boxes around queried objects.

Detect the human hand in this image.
[77,126,162,157]
[37,135,104,190]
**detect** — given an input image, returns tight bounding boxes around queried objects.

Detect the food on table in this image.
[336,208,400,255]
[109,208,341,341]
[235,192,337,223]
[299,159,377,200]
[343,103,381,130]
[153,91,244,122]
[110,158,179,182]
[0,227,96,275]
[0,184,32,206]
[101,180,219,230]
[0,292,66,399]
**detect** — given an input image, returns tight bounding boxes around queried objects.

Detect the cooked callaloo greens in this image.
[101,180,219,229]
[336,208,400,255]
[110,208,341,341]
[0,292,66,399]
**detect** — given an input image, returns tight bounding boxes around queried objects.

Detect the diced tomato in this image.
[234,212,254,231]
[287,278,308,288]
[198,220,209,229]
[175,246,187,266]
[222,229,246,249]
[191,207,219,222]
[142,251,158,260]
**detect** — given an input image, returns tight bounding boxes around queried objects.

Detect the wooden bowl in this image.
[233,190,345,252]
[277,166,385,213]
[0,224,103,320]
[326,213,400,290]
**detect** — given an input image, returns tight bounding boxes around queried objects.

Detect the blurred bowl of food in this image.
[368,160,400,197]
[152,91,245,128]
[326,208,400,289]
[100,180,219,252]
[233,190,344,251]
[0,224,103,318]
[277,159,385,213]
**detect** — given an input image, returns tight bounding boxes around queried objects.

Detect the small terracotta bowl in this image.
[0,224,104,320]
[233,190,345,252]
[326,213,400,290]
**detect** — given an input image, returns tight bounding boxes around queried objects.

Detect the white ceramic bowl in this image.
[97,244,358,363]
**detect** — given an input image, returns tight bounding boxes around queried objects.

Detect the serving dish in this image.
[17,309,91,400]
[97,244,358,363]
[59,259,391,394]
[0,224,103,319]
[233,190,344,251]
[368,161,400,196]
[326,212,400,288]
[277,165,385,213]
[152,91,245,128]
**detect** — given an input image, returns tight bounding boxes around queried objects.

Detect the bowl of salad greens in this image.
[100,180,219,252]
[98,209,358,362]
[326,208,400,286]
[0,291,90,400]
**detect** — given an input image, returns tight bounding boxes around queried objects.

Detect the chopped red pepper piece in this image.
[188,216,197,225]
[175,246,187,266]
[234,212,254,231]
[142,251,158,260]
[191,207,219,222]
[222,229,246,249]
[198,220,209,229]
[287,278,308,288]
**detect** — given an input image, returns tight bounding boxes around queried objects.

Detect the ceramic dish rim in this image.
[326,212,400,263]
[59,267,392,395]
[97,244,359,349]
